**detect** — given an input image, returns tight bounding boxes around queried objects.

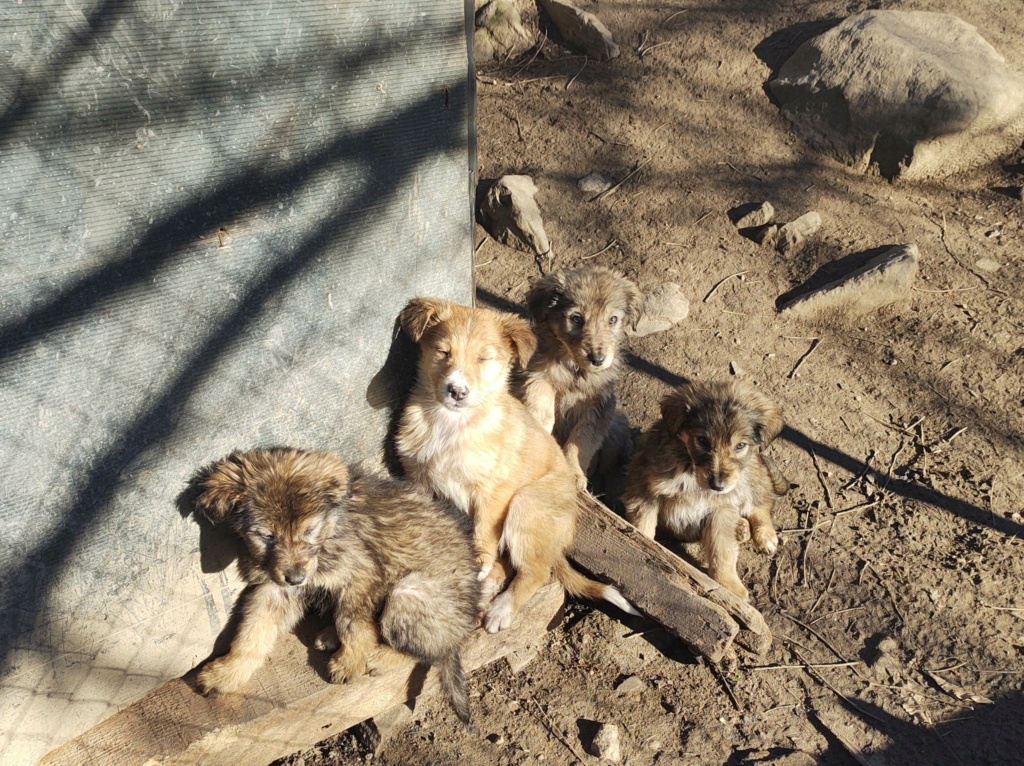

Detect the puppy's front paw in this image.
[197,656,255,696]
[328,648,368,684]
[477,560,495,582]
[483,591,516,633]
[719,576,749,603]
[735,518,752,544]
[751,527,779,556]
[313,625,340,652]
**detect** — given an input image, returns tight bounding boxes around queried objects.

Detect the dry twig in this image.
[703,271,748,303]
[592,158,653,201]
[788,337,822,379]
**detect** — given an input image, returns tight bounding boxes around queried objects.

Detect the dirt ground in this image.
[284,1,1024,764]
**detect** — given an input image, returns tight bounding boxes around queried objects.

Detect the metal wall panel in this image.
[0,1,474,762]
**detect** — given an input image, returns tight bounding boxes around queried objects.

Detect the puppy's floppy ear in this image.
[620,276,643,324]
[309,451,351,507]
[399,297,451,342]
[660,381,701,435]
[498,312,538,367]
[525,273,566,321]
[745,388,784,446]
[196,453,247,524]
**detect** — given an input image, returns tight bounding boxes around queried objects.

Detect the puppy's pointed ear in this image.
[525,273,566,321]
[196,453,247,524]
[499,313,538,367]
[746,389,784,446]
[660,381,701,435]
[399,298,451,342]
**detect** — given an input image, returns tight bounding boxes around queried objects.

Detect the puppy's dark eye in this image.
[437,349,451,360]
[735,442,748,452]
[696,436,712,451]
[253,529,275,543]
[608,315,618,326]
[570,314,584,327]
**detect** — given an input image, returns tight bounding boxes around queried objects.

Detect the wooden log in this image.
[42,584,564,766]
[570,494,772,661]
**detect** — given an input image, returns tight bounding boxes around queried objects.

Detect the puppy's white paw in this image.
[313,625,340,652]
[483,591,516,633]
[752,528,779,556]
[735,518,752,544]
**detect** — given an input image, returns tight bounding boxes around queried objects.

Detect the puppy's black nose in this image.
[446,382,469,401]
[708,476,727,492]
[283,568,306,586]
[587,351,606,366]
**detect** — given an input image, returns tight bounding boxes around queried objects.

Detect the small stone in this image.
[505,647,538,673]
[735,201,776,229]
[538,0,619,60]
[477,175,551,256]
[587,723,622,763]
[614,675,645,695]
[627,283,689,337]
[578,172,613,194]
[974,257,1002,272]
[486,733,505,745]
[647,739,662,751]
[752,223,780,248]
[730,361,745,376]
[776,211,822,254]
[779,244,919,320]
[507,700,521,713]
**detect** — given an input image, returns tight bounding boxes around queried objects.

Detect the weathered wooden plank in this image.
[570,494,772,661]
[42,584,564,766]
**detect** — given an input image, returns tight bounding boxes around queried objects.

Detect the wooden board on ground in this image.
[42,585,564,766]
[570,494,772,661]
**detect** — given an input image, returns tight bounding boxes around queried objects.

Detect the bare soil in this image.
[286,1,1024,763]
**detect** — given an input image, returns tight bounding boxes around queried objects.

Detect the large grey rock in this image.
[780,244,919,320]
[769,11,1024,180]
[478,175,551,255]
[627,283,689,337]
[735,201,775,230]
[538,0,619,60]
[475,1,531,62]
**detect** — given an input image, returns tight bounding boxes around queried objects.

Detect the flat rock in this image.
[578,172,613,194]
[587,722,622,763]
[627,283,689,337]
[538,0,619,60]
[780,244,919,320]
[474,1,531,62]
[777,212,821,254]
[735,201,775,229]
[974,258,1002,273]
[769,10,1024,180]
[478,175,551,256]
[614,676,645,695]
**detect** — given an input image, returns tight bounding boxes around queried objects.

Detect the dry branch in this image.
[570,494,772,660]
[43,585,564,766]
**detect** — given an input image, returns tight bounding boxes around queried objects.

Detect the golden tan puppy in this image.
[518,266,642,490]
[623,381,788,601]
[192,447,479,723]
[395,298,638,633]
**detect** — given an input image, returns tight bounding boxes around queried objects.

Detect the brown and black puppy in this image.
[518,266,642,490]
[192,447,479,723]
[395,298,639,634]
[623,380,788,601]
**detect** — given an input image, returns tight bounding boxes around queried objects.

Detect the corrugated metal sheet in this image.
[0,1,475,761]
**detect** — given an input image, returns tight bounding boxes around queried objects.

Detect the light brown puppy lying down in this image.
[396,298,639,633]
[623,380,788,601]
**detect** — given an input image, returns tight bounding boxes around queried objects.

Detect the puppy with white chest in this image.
[395,298,639,634]
[518,267,642,491]
[192,447,479,723]
[623,380,788,601]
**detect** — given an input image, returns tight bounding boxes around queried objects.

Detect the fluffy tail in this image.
[553,558,640,617]
[761,454,790,496]
[438,650,471,725]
